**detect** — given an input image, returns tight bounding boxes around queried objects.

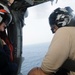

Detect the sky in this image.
[23,0,75,46]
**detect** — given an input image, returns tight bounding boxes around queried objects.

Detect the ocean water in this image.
[21,42,50,75]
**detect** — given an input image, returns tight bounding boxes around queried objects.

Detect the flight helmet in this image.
[0,6,12,26]
[49,7,74,28]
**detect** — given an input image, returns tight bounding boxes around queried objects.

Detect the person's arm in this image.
[1,39,11,60]
[41,28,71,74]
[0,44,10,62]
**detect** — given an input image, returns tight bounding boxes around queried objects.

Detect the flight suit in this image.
[41,27,75,75]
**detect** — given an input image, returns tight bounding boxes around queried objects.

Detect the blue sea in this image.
[21,42,50,75]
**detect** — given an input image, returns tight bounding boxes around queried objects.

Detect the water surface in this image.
[21,42,50,75]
